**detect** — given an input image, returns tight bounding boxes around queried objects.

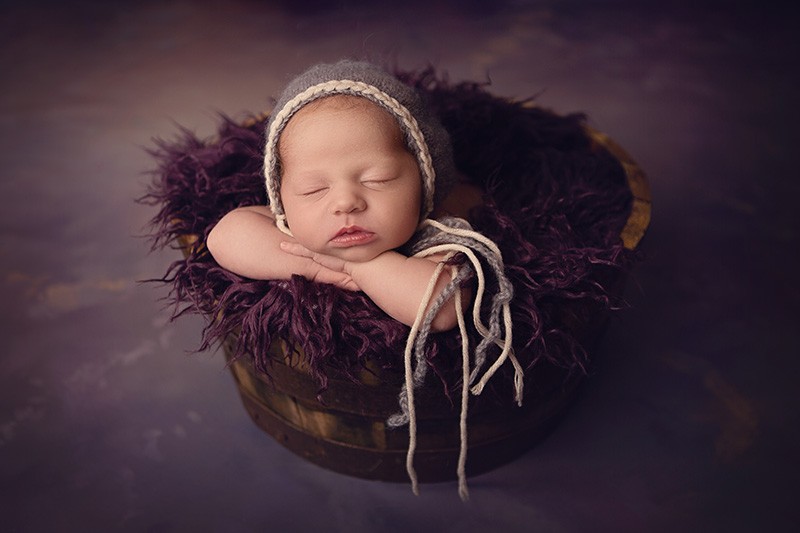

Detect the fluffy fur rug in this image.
[142,68,636,403]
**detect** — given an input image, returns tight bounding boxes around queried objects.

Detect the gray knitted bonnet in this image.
[264,60,457,234]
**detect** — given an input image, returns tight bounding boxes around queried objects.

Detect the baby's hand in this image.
[281,241,348,272]
[280,241,359,291]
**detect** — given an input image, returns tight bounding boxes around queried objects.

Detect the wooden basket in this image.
[191,127,652,483]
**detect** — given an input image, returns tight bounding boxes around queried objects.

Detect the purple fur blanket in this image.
[142,69,636,401]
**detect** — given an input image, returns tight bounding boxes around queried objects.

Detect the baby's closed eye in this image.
[299,186,329,197]
[361,176,398,189]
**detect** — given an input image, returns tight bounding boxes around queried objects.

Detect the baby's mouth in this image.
[330,226,375,246]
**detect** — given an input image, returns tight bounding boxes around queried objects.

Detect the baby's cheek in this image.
[298,237,327,255]
[286,223,319,249]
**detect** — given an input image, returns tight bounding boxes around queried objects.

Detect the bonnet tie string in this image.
[387,217,523,501]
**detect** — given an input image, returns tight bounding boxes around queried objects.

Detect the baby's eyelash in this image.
[301,187,327,196]
[362,177,396,185]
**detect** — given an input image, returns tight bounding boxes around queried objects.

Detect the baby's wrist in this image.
[348,250,398,277]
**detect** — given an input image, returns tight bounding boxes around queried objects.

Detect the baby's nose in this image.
[331,187,366,214]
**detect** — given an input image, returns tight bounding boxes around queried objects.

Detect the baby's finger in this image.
[280,241,313,258]
[337,276,360,291]
[314,269,359,291]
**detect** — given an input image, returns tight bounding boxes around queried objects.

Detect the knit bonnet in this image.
[264,60,457,234]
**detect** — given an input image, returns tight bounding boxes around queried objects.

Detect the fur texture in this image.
[141,69,636,403]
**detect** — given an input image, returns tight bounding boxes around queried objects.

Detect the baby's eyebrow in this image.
[283,170,326,184]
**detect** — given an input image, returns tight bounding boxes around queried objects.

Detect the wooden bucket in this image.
[204,127,652,483]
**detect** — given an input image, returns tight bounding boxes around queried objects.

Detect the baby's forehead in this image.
[282,95,404,142]
[298,93,383,114]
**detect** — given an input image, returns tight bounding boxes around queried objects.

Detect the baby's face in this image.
[279,96,422,263]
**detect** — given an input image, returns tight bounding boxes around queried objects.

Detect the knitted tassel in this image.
[387,217,523,500]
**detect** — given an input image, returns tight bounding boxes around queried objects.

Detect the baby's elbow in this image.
[206,216,236,264]
[206,223,223,259]
[430,309,458,333]
[206,208,246,259]
[428,282,473,333]
[429,292,470,333]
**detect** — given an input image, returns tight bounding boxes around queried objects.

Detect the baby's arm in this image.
[350,251,467,332]
[207,206,358,290]
[280,244,468,332]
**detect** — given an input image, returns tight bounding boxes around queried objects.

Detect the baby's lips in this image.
[333,225,369,238]
[329,227,376,246]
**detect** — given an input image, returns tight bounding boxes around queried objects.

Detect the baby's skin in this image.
[208,96,481,331]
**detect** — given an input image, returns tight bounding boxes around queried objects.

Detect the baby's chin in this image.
[320,244,389,264]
